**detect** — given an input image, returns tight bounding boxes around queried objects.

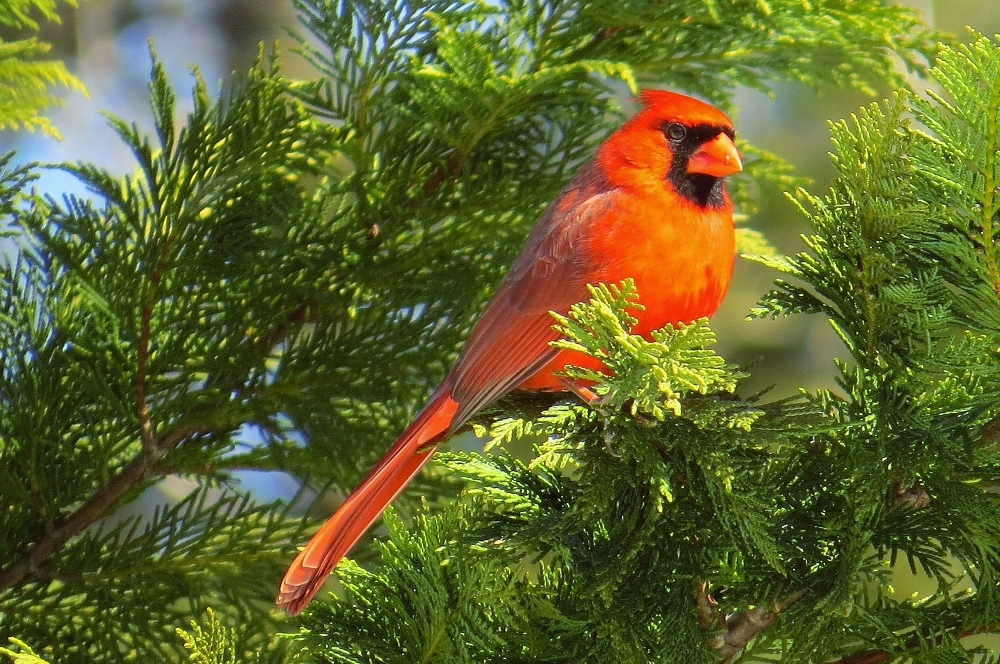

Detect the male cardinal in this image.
[277,90,742,614]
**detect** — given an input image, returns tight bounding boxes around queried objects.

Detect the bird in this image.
[276,89,742,615]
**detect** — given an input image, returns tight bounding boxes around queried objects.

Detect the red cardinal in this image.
[276,90,742,614]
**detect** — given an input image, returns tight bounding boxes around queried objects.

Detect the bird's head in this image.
[598,89,742,209]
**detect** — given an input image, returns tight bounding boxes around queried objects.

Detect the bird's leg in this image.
[557,377,656,426]
[557,377,600,405]
[557,377,624,457]
[603,428,622,457]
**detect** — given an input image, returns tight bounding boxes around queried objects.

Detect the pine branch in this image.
[710,590,805,662]
[0,637,49,664]
[0,45,336,660]
[0,421,214,594]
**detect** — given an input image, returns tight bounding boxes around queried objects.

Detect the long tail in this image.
[275,385,460,615]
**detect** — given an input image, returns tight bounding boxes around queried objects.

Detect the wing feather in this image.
[446,167,620,429]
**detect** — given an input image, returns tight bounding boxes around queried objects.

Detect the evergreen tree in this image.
[6,1,1000,662]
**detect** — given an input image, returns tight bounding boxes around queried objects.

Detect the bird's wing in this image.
[447,172,621,429]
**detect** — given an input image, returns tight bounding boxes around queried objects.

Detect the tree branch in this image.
[834,626,997,664]
[708,590,805,662]
[0,424,200,595]
[0,288,316,597]
[136,235,175,453]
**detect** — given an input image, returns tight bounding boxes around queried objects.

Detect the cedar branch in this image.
[834,626,997,664]
[710,591,805,662]
[0,424,198,594]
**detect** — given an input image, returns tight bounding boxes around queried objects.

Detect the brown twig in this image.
[709,591,805,662]
[0,425,198,594]
[0,306,310,596]
[834,626,996,664]
[0,242,186,594]
[136,235,176,453]
[0,152,333,595]
[136,300,156,452]
[888,481,931,512]
[695,581,723,630]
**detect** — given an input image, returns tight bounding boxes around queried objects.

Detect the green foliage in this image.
[1,0,68,27]
[0,0,86,138]
[743,32,1000,662]
[176,609,238,664]
[565,0,936,102]
[551,280,742,420]
[293,282,822,663]
[0,639,50,664]
[295,504,530,663]
[2,0,986,662]
[0,49,331,661]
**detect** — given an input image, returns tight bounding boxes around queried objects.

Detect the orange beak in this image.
[686,133,742,178]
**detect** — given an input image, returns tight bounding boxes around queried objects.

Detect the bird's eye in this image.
[665,123,687,143]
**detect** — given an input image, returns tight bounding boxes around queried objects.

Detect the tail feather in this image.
[275,388,460,615]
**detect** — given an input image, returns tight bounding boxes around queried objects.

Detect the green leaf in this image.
[0,1,87,138]
[0,638,50,664]
[551,280,740,420]
[176,609,238,664]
